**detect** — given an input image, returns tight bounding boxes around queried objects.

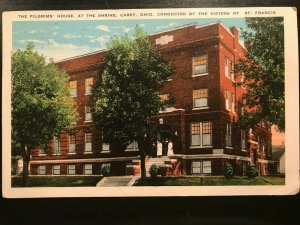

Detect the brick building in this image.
[30,22,273,177]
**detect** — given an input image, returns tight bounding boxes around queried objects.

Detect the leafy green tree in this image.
[12,44,78,186]
[91,27,173,183]
[235,18,284,131]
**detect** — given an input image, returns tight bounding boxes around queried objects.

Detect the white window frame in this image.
[69,80,77,97]
[101,133,110,152]
[53,165,60,175]
[84,164,93,175]
[69,134,76,154]
[225,57,229,78]
[190,122,212,147]
[68,164,76,175]
[126,141,139,151]
[85,133,92,153]
[193,89,208,109]
[232,93,235,113]
[225,90,230,111]
[85,106,92,122]
[85,77,93,95]
[39,146,46,155]
[53,137,61,155]
[226,123,232,147]
[38,165,46,175]
[192,55,208,77]
[231,62,235,82]
[191,160,212,175]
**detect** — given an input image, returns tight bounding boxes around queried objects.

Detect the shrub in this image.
[101,164,111,176]
[159,166,167,177]
[247,165,258,178]
[223,162,234,179]
[149,164,159,178]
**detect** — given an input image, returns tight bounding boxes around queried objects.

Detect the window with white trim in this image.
[226,123,232,147]
[85,133,92,153]
[231,62,235,81]
[225,90,230,111]
[69,81,77,97]
[53,165,60,175]
[126,141,139,151]
[84,164,93,175]
[192,160,212,175]
[232,93,235,112]
[101,133,110,152]
[193,89,208,108]
[69,134,76,153]
[85,106,92,122]
[68,165,76,175]
[85,77,93,95]
[53,137,61,155]
[38,165,46,175]
[225,57,229,78]
[241,130,246,150]
[191,122,212,147]
[193,55,208,76]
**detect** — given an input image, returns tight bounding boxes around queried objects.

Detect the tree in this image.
[12,44,78,186]
[91,27,173,183]
[235,18,284,131]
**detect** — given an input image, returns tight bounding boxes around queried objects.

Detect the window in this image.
[84,164,93,175]
[69,81,77,97]
[85,106,92,122]
[191,122,212,147]
[53,165,60,175]
[193,55,208,76]
[192,160,212,175]
[85,77,93,95]
[68,165,76,175]
[85,133,92,153]
[38,165,46,175]
[193,89,208,108]
[226,123,232,147]
[225,90,230,111]
[53,137,61,155]
[159,94,169,102]
[231,62,235,81]
[225,57,229,77]
[232,93,235,112]
[69,134,76,154]
[241,130,246,150]
[102,133,110,152]
[39,146,46,155]
[126,141,139,151]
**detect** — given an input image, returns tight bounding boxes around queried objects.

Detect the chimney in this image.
[230,27,239,49]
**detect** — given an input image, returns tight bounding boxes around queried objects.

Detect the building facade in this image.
[30,23,273,177]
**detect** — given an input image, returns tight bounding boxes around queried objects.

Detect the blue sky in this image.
[12,18,247,61]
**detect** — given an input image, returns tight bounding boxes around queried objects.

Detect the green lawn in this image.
[12,175,103,187]
[134,176,285,186]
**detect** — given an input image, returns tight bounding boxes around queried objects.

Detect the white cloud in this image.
[96,25,110,32]
[122,26,134,33]
[156,23,177,31]
[89,35,110,47]
[19,39,47,45]
[33,39,96,61]
[63,34,83,39]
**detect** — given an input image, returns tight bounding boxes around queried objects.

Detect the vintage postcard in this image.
[2,7,299,198]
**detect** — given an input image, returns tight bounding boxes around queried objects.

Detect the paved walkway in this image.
[96,176,139,187]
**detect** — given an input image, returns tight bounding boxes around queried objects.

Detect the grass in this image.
[134,175,285,186]
[11,175,103,187]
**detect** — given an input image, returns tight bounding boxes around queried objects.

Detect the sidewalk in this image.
[96,176,139,187]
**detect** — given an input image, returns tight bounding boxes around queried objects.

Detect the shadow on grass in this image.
[11,175,103,187]
[134,176,285,186]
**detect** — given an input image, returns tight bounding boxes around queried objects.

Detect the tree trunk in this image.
[21,145,30,187]
[140,147,146,184]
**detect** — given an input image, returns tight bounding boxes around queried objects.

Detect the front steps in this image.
[145,156,178,176]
